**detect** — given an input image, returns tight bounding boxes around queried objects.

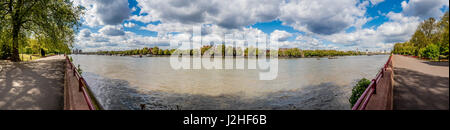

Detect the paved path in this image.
[393,55,449,110]
[0,55,65,110]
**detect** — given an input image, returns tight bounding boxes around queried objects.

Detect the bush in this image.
[349,78,372,108]
[420,44,440,61]
[77,64,83,75]
[0,44,12,60]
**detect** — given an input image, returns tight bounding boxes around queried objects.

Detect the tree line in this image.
[0,0,82,61]
[89,44,370,58]
[392,11,449,61]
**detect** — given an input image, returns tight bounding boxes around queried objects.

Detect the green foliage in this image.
[201,45,213,55]
[163,49,170,55]
[152,46,159,55]
[349,78,372,108]
[93,46,175,56]
[0,0,82,61]
[279,48,363,57]
[0,44,12,59]
[392,42,416,55]
[90,45,370,58]
[393,11,449,60]
[420,44,440,61]
[77,64,82,75]
[438,11,449,59]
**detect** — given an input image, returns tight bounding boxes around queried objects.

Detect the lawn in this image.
[20,54,42,61]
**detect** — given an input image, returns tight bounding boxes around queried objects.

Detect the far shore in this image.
[70,53,390,59]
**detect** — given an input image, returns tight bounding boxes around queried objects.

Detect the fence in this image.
[352,55,394,110]
[64,54,99,110]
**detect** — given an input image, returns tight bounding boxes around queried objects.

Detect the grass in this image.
[20,54,42,61]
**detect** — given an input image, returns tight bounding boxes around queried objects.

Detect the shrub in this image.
[349,78,372,108]
[77,64,83,75]
[420,44,440,61]
[0,44,12,60]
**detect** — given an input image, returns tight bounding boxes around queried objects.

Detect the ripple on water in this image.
[84,72,352,110]
[73,55,388,110]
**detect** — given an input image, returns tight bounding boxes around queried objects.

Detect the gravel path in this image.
[393,55,449,110]
[0,55,66,110]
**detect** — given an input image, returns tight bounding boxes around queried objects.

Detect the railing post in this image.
[372,79,377,94]
[79,77,83,92]
[69,59,72,69]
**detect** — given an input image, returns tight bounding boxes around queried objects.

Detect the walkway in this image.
[64,57,90,110]
[393,55,449,110]
[0,55,65,110]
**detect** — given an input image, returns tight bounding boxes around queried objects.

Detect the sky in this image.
[71,0,449,52]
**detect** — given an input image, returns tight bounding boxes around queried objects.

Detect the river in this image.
[71,55,389,110]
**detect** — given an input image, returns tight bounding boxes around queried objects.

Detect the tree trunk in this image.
[10,0,24,62]
[11,24,20,62]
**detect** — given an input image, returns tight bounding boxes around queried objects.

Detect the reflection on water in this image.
[71,55,389,110]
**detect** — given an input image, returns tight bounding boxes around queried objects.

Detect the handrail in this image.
[65,54,95,110]
[352,54,393,110]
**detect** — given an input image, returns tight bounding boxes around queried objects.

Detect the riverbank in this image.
[0,55,66,110]
[74,53,390,59]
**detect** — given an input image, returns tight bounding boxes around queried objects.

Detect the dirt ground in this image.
[393,55,449,110]
[0,55,65,110]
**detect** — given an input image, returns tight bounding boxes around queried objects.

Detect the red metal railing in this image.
[65,54,95,110]
[352,54,393,110]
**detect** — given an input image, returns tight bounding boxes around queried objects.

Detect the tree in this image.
[158,49,163,55]
[142,47,149,55]
[438,11,449,59]
[163,49,170,55]
[418,17,437,39]
[152,46,159,55]
[0,0,82,61]
[393,12,449,60]
[420,44,440,61]
[410,29,430,56]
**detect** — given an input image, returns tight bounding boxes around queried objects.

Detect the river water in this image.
[71,55,389,110]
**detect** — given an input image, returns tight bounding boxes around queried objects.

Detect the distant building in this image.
[72,48,82,54]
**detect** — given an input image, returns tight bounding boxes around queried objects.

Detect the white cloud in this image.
[73,0,448,52]
[319,11,420,51]
[129,14,156,23]
[73,0,130,27]
[378,12,420,38]
[99,25,125,36]
[124,22,136,28]
[279,0,367,35]
[401,0,449,19]
[140,23,193,37]
[370,0,385,5]
[134,0,280,29]
[79,29,92,38]
[270,30,293,42]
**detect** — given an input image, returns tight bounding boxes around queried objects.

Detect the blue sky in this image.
[72,0,449,52]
